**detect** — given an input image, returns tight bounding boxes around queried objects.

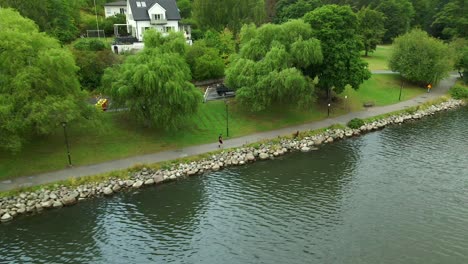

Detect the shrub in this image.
[347,118,365,129]
[449,84,468,99]
[73,38,107,51]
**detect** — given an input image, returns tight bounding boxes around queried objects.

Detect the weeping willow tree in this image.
[193,0,266,32]
[225,20,323,112]
[102,31,202,129]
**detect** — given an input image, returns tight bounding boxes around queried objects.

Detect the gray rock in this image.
[61,195,77,206]
[154,175,164,184]
[144,179,155,185]
[103,187,113,196]
[1,213,13,222]
[41,201,52,208]
[49,193,58,200]
[52,201,63,208]
[132,180,143,188]
[246,153,255,161]
[212,165,220,171]
[17,207,26,214]
[259,153,269,160]
[301,146,311,152]
[112,185,121,192]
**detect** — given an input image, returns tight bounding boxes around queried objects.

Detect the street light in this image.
[344,95,348,113]
[399,81,403,101]
[224,95,229,137]
[327,103,331,117]
[61,122,72,167]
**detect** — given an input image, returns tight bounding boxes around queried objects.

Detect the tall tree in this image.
[432,0,468,39]
[0,9,98,152]
[357,7,386,56]
[389,29,453,86]
[102,31,202,128]
[376,0,415,42]
[275,0,322,23]
[225,20,323,112]
[303,5,371,95]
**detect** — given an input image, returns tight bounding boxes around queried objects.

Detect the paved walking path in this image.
[0,74,458,192]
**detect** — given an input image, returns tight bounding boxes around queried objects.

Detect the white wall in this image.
[104,6,127,18]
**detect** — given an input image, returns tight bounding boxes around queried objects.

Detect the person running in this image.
[218,134,223,148]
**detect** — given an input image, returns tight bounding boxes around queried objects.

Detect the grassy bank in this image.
[0,74,424,179]
[362,45,393,71]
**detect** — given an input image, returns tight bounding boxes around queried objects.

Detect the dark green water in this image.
[1,107,467,264]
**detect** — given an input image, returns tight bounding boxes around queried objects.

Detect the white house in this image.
[126,0,191,42]
[104,1,127,18]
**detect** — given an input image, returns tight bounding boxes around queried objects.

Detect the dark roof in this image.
[104,1,127,6]
[129,0,181,21]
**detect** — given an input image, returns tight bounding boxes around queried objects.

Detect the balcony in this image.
[150,19,167,25]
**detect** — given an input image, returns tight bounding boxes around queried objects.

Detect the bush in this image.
[73,38,107,51]
[347,118,365,129]
[449,84,468,99]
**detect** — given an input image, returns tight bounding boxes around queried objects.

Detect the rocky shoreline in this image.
[0,99,465,223]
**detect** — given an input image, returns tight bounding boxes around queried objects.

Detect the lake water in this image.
[0,107,467,264]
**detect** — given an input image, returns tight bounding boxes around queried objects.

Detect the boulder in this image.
[41,201,52,209]
[259,153,269,160]
[112,185,121,192]
[153,175,164,184]
[212,164,220,171]
[61,195,77,206]
[103,187,113,196]
[1,213,13,222]
[246,153,255,161]
[301,146,311,152]
[144,179,155,185]
[52,201,63,208]
[132,180,143,188]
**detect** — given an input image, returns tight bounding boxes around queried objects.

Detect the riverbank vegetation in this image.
[1,0,466,180]
[0,74,423,179]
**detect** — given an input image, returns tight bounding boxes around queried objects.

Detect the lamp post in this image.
[224,95,229,137]
[61,122,72,167]
[399,81,403,101]
[327,103,331,117]
[344,95,348,113]
[93,0,101,38]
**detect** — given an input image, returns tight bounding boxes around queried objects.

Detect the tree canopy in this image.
[0,0,82,42]
[389,29,453,85]
[192,0,266,32]
[432,0,468,39]
[303,5,371,94]
[102,31,202,129]
[0,9,98,152]
[357,7,386,56]
[225,20,323,112]
[376,0,415,42]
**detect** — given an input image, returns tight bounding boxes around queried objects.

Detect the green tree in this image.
[303,5,371,95]
[102,31,202,128]
[225,20,323,111]
[0,0,82,42]
[275,0,322,24]
[193,0,266,32]
[389,29,453,85]
[101,13,127,37]
[186,41,225,81]
[0,9,98,152]
[71,39,120,91]
[432,0,468,39]
[357,7,386,56]
[177,0,193,18]
[450,38,468,83]
[376,0,415,42]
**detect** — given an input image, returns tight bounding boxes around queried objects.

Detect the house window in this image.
[164,26,175,32]
[120,8,125,14]
[154,14,163,20]
[136,1,146,7]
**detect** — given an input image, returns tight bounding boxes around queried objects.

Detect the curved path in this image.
[0,73,459,192]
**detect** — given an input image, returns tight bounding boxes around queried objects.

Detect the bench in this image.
[363,101,375,107]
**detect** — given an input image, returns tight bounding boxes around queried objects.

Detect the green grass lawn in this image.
[0,74,425,180]
[362,45,393,71]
